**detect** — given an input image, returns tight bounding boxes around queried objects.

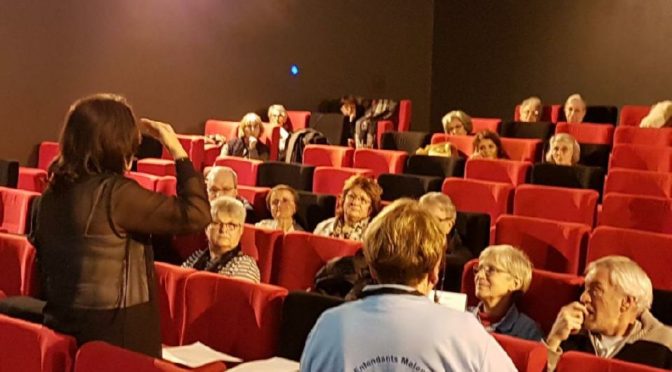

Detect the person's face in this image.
[425,205,455,236]
[269,189,296,220]
[474,258,519,304]
[343,186,372,224]
[445,118,468,136]
[269,109,287,127]
[340,102,356,117]
[520,104,541,122]
[579,267,629,334]
[242,122,261,138]
[207,211,244,252]
[477,139,499,159]
[565,99,586,123]
[550,140,574,165]
[207,172,237,201]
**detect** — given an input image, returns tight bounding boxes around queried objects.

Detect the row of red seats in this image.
[514,103,653,127]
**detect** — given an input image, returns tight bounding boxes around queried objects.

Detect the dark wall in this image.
[0,0,433,165]
[431,0,672,131]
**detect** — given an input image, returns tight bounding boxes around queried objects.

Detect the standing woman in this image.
[32,94,210,356]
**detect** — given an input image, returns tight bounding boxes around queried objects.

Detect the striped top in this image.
[182,248,260,283]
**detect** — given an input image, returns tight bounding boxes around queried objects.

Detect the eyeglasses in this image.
[211,222,242,231]
[472,264,507,276]
[345,192,371,205]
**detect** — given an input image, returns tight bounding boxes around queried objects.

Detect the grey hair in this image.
[479,244,534,293]
[585,256,653,312]
[521,96,542,109]
[418,192,457,222]
[441,110,473,134]
[206,166,238,187]
[546,133,581,165]
[268,104,287,119]
[564,93,586,109]
[210,195,246,223]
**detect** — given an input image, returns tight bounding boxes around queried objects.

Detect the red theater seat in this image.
[287,110,311,131]
[237,185,270,219]
[204,120,240,166]
[495,215,591,274]
[472,118,502,133]
[136,159,176,177]
[181,273,287,361]
[604,169,672,198]
[462,260,584,334]
[154,263,195,346]
[162,135,205,171]
[213,156,263,186]
[514,184,598,226]
[303,145,354,167]
[312,167,373,195]
[555,122,614,145]
[613,126,672,146]
[260,122,281,161]
[600,193,672,234]
[500,138,542,162]
[609,144,672,173]
[273,232,362,290]
[492,333,547,372]
[353,148,407,177]
[0,186,40,234]
[240,224,283,284]
[38,141,60,171]
[431,133,473,157]
[0,233,37,297]
[588,226,672,291]
[465,158,531,186]
[126,172,178,195]
[442,178,514,226]
[619,105,653,127]
[0,314,77,372]
[557,351,668,372]
[18,167,48,193]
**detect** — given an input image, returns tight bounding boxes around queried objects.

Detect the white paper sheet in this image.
[428,290,467,311]
[226,357,300,372]
[161,342,242,368]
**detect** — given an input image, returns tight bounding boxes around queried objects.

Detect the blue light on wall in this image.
[290,64,300,76]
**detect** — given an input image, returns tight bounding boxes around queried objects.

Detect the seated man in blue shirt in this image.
[300,198,516,372]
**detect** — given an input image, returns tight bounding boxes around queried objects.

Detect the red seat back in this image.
[471,118,502,133]
[462,260,584,334]
[162,135,204,171]
[442,178,514,226]
[286,111,311,131]
[588,226,672,291]
[204,120,239,139]
[600,193,672,234]
[312,167,374,196]
[154,263,195,346]
[604,169,672,198]
[17,167,48,193]
[237,186,271,220]
[500,137,542,162]
[557,351,668,372]
[514,184,598,226]
[619,105,653,127]
[136,159,176,177]
[75,341,206,372]
[555,122,614,145]
[273,231,362,290]
[0,314,77,372]
[303,145,354,167]
[260,123,281,161]
[0,233,37,297]
[610,144,672,173]
[431,133,473,157]
[240,224,283,284]
[397,99,412,132]
[492,333,547,372]
[465,159,531,186]
[213,156,263,186]
[181,273,287,361]
[0,186,40,234]
[38,141,60,171]
[495,215,590,274]
[353,149,407,177]
[613,126,672,146]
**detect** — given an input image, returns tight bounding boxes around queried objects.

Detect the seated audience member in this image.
[301,199,516,372]
[545,133,580,166]
[268,104,291,158]
[442,110,473,135]
[519,96,543,122]
[205,166,256,222]
[471,130,508,159]
[220,113,269,160]
[182,196,260,283]
[469,245,543,341]
[419,192,473,292]
[255,184,304,232]
[313,175,382,241]
[640,100,672,128]
[564,94,587,124]
[545,256,672,371]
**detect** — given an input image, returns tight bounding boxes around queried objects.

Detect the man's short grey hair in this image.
[206,166,238,187]
[565,93,586,108]
[585,255,653,312]
[419,192,457,222]
[268,104,287,118]
[521,96,542,109]
[210,195,246,222]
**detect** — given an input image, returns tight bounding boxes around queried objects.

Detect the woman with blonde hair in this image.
[221,112,269,160]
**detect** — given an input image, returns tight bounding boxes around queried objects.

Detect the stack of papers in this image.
[428,290,467,311]
[162,342,242,368]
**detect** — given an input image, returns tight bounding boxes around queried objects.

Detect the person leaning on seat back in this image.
[182,196,260,283]
[545,255,672,370]
[300,199,517,372]
[469,245,544,341]
[519,96,543,123]
[640,100,672,128]
[564,93,587,124]
[470,130,508,160]
[220,112,269,160]
[545,133,580,166]
[255,184,304,233]
[31,94,211,357]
